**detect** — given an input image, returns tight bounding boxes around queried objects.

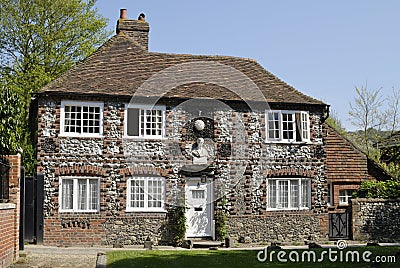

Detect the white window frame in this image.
[60,100,104,137]
[124,104,166,139]
[59,177,100,213]
[126,177,166,212]
[265,110,310,143]
[267,178,311,210]
[339,189,353,205]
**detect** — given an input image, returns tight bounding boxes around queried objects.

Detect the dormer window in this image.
[60,101,104,137]
[266,110,310,143]
[125,105,166,139]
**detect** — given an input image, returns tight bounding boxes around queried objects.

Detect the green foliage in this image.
[215,211,227,241]
[172,206,187,245]
[326,112,347,136]
[349,85,384,157]
[215,196,228,241]
[0,0,110,174]
[353,180,400,199]
[0,86,36,173]
[106,247,400,268]
[0,86,24,154]
[0,0,110,91]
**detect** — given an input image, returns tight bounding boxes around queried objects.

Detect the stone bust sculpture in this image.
[192,138,208,164]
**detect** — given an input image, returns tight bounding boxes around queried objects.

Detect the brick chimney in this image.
[116,9,149,50]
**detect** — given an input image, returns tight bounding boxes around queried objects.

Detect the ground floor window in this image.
[267,178,311,210]
[59,177,100,212]
[127,177,165,212]
[339,189,354,205]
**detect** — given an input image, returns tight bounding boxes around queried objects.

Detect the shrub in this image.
[215,211,227,241]
[353,180,400,199]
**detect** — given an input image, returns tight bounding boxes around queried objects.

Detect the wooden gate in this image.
[21,173,44,244]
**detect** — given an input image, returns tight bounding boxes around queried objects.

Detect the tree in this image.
[326,110,346,136]
[349,85,384,157]
[0,0,111,174]
[0,0,110,108]
[383,87,400,135]
[0,86,24,155]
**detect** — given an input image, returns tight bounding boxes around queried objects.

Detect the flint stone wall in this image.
[227,214,321,243]
[352,198,400,242]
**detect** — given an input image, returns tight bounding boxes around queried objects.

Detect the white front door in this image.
[185,178,213,238]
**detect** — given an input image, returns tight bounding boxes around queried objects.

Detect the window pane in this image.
[339,190,352,204]
[192,190,205,199]
[290,180,299,208]
[267,112,280,140]
[131,179,145,208]
[62,179,73,210]
[301,180,309,207]
[278,181,288,208]
[78,179,87,210]
[268,180,276,208]
[89,180,99,210]
[148,179,162,208]
[139,109,163,137]
[63,104,101,135]
[129,177,164,209]
[282,113,295,141]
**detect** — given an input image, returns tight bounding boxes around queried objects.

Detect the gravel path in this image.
[10,245,103,268]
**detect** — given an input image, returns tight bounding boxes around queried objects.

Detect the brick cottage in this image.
[34,9,390,246]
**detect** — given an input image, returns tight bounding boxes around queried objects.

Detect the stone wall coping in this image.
[352,197,400,203]
[0,203,16,210]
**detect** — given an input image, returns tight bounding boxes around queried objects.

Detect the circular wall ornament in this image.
[194,119,205,131]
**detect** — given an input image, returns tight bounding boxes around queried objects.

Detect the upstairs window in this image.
[125,105,165,138]
[267,178,310,210]
[60,101,103,137]
[266,110,310,143]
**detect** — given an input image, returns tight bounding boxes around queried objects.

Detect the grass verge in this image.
[107,246,400,268]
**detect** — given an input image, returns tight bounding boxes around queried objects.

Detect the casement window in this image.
[327,183,332,206]
[127,177,166,212]
[267,178,310,210]
[60,101,104,137]
[59,177,100,212]
[339,189,353,205]
[125,105,166,138]
[266,110,310,142]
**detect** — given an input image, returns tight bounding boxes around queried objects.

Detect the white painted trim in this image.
[123,103,166,139]
[266,177,311,211]
[126,176,166,212]
[59,176,100,213]
[265,110,311,143]
[60,100,104,138]
[185,177,214,238]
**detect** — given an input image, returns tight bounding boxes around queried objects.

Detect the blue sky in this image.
[95,1,400,130]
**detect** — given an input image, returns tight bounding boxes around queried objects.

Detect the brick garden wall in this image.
[0,155,21,268]
[352,198,400,242]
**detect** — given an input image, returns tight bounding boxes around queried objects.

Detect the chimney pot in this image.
[120,9,127,19]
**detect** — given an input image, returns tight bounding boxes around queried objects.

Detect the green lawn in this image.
[107,246,400,268]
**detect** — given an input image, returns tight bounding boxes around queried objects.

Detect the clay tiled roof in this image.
[40,33,325,106]
[325,124,391,182]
